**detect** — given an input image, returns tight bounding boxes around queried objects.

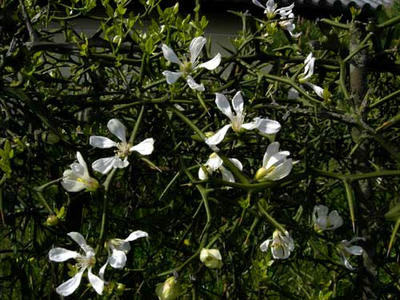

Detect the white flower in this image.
[255,142,293,181]
[100,230,148,278]
[205,92,281,148]
[252,0,294,19]
[200,248,223,269]
[299,53,324,98]
[198,152,243,184]
[313,205,343,231]
[89,119,154,174]
[260,229,294,259]
[161,36,221,91]
[338,237,365,270]
[61,151,99,192]
[48,232,104,296]
[278,12,301,38]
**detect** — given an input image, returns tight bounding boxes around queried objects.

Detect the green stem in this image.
[218,153,250,184]
[97,168,116,250]
[339,60,350,100]
[129,105,145,144]
[257,202,286,233]
[170,107,206,140]
[370,89,400,109]
[262,73,323,107]
[320,19,350,30]
[343,179,356,233]
[377,15,400,29]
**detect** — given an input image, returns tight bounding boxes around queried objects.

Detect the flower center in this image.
[180,60,192,76]
[231,113,245,132]
[76,255,96,268]
[116,142,132,158]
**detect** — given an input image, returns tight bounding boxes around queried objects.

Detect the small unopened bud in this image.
[173,3,179,14]
[155,276,180,300]
[112,35,122,46]
[116,283,126,295]
[45,215,59,226]
[200,248,223,269]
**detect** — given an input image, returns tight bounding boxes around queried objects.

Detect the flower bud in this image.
[155,277,180,300]
[200,248,223,269]
[255,167,268,181]
[45,215,59,226]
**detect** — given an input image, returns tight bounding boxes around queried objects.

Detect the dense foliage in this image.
[1,0,400,298]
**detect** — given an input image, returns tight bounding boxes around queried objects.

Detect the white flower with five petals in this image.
[205,92,281,149]
[260,229,294,259]
[337,237,365,270]
[99,230,148,278]
[89,119,154,174]
[48,232,104,296]
[198,152,243,184]
[162,36,221,91]
[255,142,293,181]
[313,205,343,231]
[61,151,99,192]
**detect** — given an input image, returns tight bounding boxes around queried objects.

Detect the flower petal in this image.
[99,261,108,281]
[186,76,205,91]
[113,157,129,169]
[229,158,243,171]
[215,93,233,120]
[129,138,154,155]
[232,91,244,116]
[161,44,181,65]
[252,0,266,9]
[206,153,223,171]
[67,232,94,255]
[125,230,149,242]
[196,53,221,70]
[220,166,235,183]
[262,142,280,167]
[260,239,272,252]
[107,119,127,142]
[205,124,231,147]
[88,268,104,295]
[198,166,208,180]
[109,249,127,269]
[70,162,85,177]
[92,156,117,174]
[55,269,84,297]
[162,71,183,84]
[288,87,299,100]
[314,205,329,218]
[264,151,291,169]
[328,210,343,229]
[255,118,281,134]
[346,245,363,256]
[340,254,355,271]
[76,151,89,177]
[241,120,260,130]
[89,136,117,149]
[266,158,293,181]
[189,36,206,65]
[49,248,80,262]
[305,82,324,98]
[61,177,86,192]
